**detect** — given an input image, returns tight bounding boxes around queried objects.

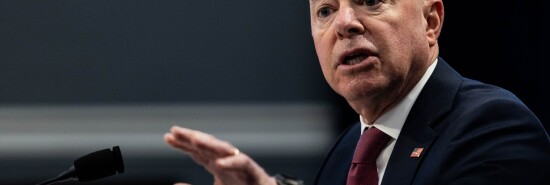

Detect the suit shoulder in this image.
[443,77,547,146]
[455,78,532,114]
[429,79,550,185]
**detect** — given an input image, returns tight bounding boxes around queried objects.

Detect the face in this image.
[310,0,434,104]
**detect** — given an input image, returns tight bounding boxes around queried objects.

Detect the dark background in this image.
[0,1,548,127]
[0,0,547,184]
[443,0,548,130]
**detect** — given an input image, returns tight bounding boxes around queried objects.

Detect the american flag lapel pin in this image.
[410,147,424,158]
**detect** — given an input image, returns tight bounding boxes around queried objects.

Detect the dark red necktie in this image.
[347,127,391,185]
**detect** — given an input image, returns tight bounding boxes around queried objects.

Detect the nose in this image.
[334,7,365,39]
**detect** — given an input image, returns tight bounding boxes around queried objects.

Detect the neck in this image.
[352,45,439,124]
[350,80,414,124]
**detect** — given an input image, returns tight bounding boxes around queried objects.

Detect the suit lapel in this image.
[381,121,438,185]
[314,124,361,185]
[381,59,462,185]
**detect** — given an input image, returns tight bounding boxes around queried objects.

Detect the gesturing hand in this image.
[164,126,277,185]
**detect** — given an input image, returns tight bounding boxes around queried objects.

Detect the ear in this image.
[425,0,444,47]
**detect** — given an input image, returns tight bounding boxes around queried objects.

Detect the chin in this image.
[338,83,384,103]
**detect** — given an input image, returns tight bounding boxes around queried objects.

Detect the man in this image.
[164,0,550,184]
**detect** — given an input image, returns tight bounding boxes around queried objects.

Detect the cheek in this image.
[316,46,333,82]
[313,35,333,70]
[381,21,419,60]
[314,37,340,90]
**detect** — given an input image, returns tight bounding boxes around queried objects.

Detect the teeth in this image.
[346,54,368,65]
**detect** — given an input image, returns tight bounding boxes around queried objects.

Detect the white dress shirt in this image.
[360,59,438,185]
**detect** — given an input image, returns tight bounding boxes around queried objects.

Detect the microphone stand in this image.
[36,166,77,185]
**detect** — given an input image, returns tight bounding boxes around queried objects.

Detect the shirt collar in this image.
[361,59,438,139]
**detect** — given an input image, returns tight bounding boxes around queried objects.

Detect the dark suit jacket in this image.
[314,58,550,185]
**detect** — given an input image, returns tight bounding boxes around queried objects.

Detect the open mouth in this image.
[343,52,370,65]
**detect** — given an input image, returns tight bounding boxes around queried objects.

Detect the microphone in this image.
[36,146,125,185]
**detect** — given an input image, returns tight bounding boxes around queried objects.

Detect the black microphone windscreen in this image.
[73,146,124,182]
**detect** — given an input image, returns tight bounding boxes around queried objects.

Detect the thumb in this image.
[175,183,191,185]
[216,153,264,174]
[216,153,250,171]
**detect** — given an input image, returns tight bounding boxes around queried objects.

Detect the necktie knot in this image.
[347,127,391,185]
[351,127,391,164]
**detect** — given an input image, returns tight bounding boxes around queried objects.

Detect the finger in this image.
[168,126,196,149]
[174,183,191,185]
[194,137,236,158]
[211,153,274,185]
[168,127,225,160]
[171,126,237,158]
[215,153,256,172]
[166,133,214,165]
[166,126,237,166]
[164,133,197,154]
[167,126,218,157]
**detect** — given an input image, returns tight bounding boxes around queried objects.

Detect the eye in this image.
[364,0,381,6]
[317,7,334,18]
